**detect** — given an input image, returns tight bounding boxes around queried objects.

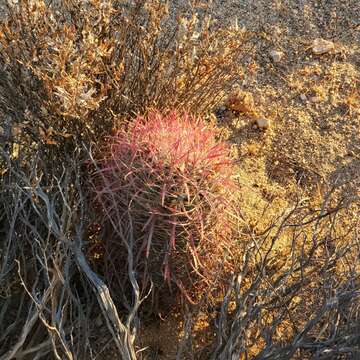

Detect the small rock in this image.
[312,38,335,55]
[256,118,271,130]
[300,94,307,102]
[0,126,4,136]
[226,89,256,115]
[269,50,283,63]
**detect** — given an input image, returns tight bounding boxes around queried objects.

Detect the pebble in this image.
[300,94,307,102]
[312,38,335,55]
[269,50,283,63]
[226,90,255,114]
[256,118,271,129]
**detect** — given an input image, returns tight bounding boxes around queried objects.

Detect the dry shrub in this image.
[187,187,360,360]
[0,150,141,360]
[91,110,237,305]
[0,0,249,146]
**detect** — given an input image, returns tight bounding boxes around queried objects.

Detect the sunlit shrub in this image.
[0,0,249,146]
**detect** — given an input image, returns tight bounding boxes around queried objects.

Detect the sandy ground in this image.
[203,0,360,221]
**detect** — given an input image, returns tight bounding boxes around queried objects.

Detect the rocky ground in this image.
[210,0,360,227]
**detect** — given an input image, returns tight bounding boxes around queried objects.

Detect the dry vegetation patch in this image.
[0,0,360,359]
